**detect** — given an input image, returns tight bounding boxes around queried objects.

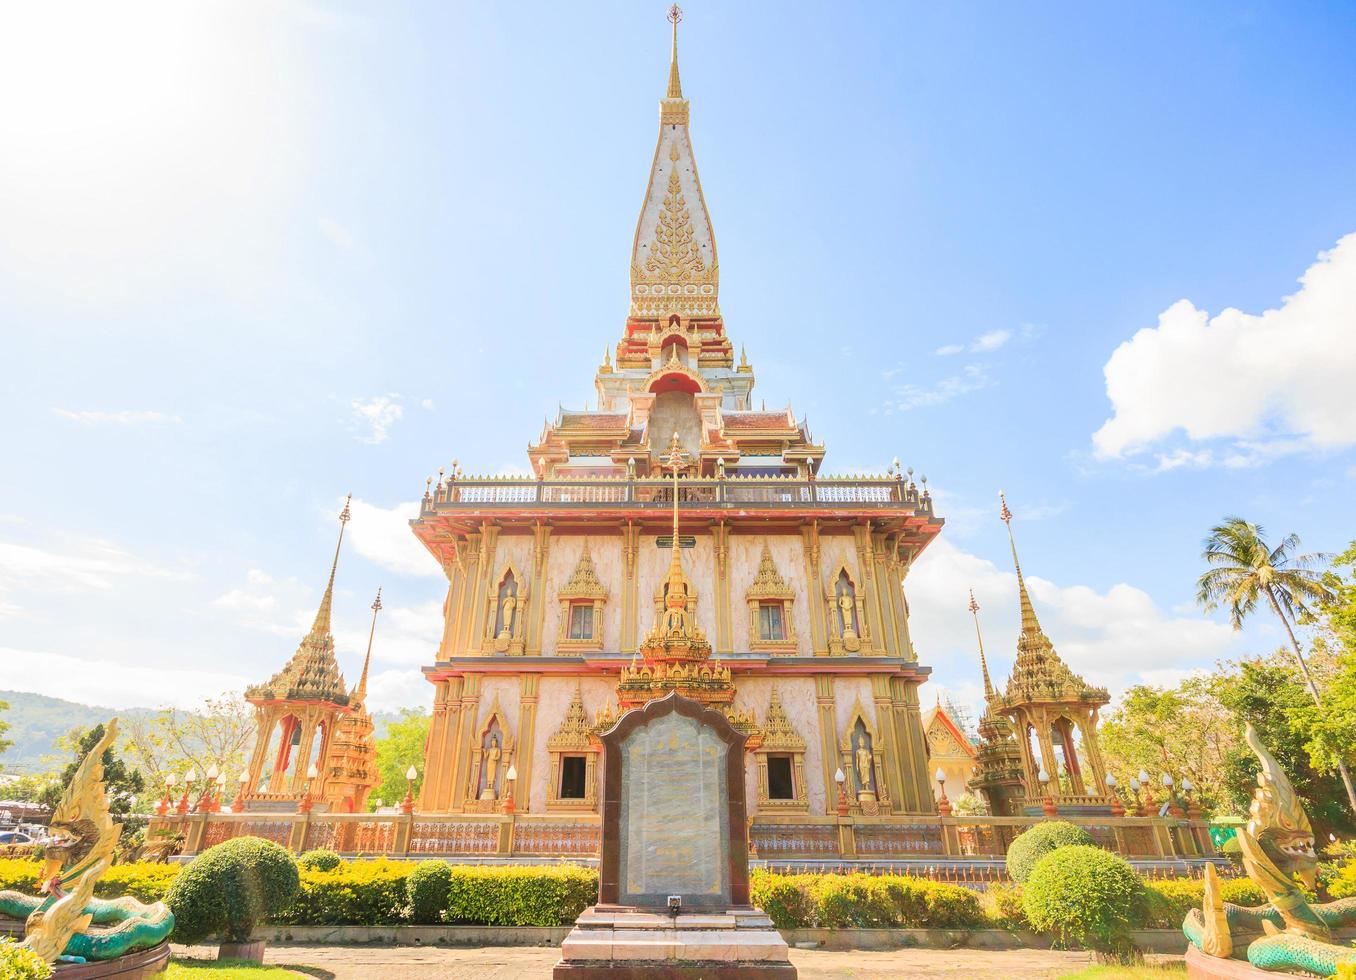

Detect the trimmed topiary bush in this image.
[166,836,300,944]
[443,865,597,927]
[747,870,984,930]
[1022,845,1146,959]
[407,860,453,924]
[297,849,343,872]
[1006,821,1096,883]
[278,859,411,925]
[0,940,52,980]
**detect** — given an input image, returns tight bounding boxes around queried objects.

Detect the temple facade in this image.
[409,14,945,840]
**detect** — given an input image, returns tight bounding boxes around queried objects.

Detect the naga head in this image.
[39,721,120,891]
[1244,721,1317,889]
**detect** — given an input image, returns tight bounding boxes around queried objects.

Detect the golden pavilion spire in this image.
[630,4,717,318]
[969,589,995,700]
[666,4,684,99]
[245,495,351,706]
[354,587,382,704]
[996,492,1108,708]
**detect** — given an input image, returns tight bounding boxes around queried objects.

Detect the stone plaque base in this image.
[553,907,796,979]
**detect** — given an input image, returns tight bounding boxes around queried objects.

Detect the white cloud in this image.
[350,395,403,444]
[0,646,247,710]
[1094,233,1356,462]
[0,538,189,593]
[878,364,990,413]
[365,668,431,712]
[420,398,435,411]
[907,538,1238,722]
[346,498,439,577]
[52,409,182,425]
[935,329,1013,357]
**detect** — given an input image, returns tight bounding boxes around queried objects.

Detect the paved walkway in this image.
[176,943,1116,979]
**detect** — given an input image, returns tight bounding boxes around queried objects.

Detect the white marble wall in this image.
[540,536,625,655]
[730,675,827,814]
[527,675,616,813]
[727,534,814,655]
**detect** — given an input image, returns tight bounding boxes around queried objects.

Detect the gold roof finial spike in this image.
[666,4,684,100]
[311,494,352,635]
[969,588,995,700]
[355,587,382,703]
[998,491,1041,637]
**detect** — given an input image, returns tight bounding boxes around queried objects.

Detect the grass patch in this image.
[1058,966,1187,980]
[166,960,303,978]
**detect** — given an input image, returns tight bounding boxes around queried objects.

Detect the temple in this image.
[170,8,1214,871]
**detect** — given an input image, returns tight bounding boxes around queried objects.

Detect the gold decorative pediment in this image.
[559,542,607,600]
[547,686,596,753]
[746,544,794,601]
[761,686,806,753]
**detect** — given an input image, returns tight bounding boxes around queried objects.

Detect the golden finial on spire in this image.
[666,4,684,100]
[969,588,995,700]
[355,587,382,702]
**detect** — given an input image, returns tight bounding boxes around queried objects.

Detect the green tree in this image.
[120,693,256,796]
[1100,677,1237,813]
[1195,517,1354,813]
[0,700,12,761]
[370,709,430,810]
[1213,650,1352,837]
[40,724,146,832]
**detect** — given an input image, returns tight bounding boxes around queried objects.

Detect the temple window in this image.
[559,755,588,800]
[546,687,600,812]
[745,543,797,654]
[766,754,795,800]
[557,543,608,653]
[754,686,810,813]
[567,602,595,640]
[757,601,786,642]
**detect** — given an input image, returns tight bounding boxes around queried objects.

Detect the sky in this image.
[2,1,1355,738]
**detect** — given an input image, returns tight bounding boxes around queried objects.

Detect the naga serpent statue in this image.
[0,719,174,963]
[1183,722,1356,975]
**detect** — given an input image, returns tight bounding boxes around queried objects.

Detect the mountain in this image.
[0,691,157,773]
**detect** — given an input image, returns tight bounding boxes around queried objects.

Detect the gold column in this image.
[713,522,732,653]
[421,677,463,812]
[892,549,915,660]
[289,709,318,794]
[620,522,641,653]
[801,522,828,656]
[890,676,933,812]
[814,675,839,811]
[515,674,541,811]
[871,533,900,657]
[454,531,483,655]
[853,523,881,654]
[527,524,553,655]
[467,526,500,652]
[870,674,906,812]
[245,708,276,794]
[447,673,483,811]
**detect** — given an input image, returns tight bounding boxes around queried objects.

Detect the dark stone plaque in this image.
[598,691,750,909]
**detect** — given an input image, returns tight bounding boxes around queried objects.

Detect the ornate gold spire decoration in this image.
[666,4,683,100]
[355,587,382,704]
[969,588,994,700]
[996,492,1107,708]
[245,496,351,705]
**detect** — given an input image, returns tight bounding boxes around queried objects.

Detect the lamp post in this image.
[1106,773,1124,817]
[834,768,848,817]
[1038,768,1057,818]
[1163,772,1184,818]
[299,763,319,813]
[401,765,419,814]
[503,764,518,814]
[177,768,197,815]
[934,767,952,816]
[1181,777,1202,820]
[1138,768,1156,816]
[158,773,176,817]
[232,770,248,813]
[200,765,220,813]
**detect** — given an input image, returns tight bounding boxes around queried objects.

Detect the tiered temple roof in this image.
[245,498,351,708]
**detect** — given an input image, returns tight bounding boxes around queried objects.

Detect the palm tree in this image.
[1196,517,1355,812]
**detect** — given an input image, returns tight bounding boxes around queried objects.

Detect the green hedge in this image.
[0,940,52,980]
[298,849,343,872]
[166,837,301,944]
[1023,845,1146,959]
[1006,821,1096,883]
[1141,876,1266,928]
[276,859,412,925]
[407,861,453,924]
[748,871,983,930]
[443,866,597,927]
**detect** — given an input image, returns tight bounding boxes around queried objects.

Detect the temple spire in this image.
[666,4,683,99]
[999,491,1042,640]
[969,589,995,700]
[310,494,351,637]
[355,587,382,704]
